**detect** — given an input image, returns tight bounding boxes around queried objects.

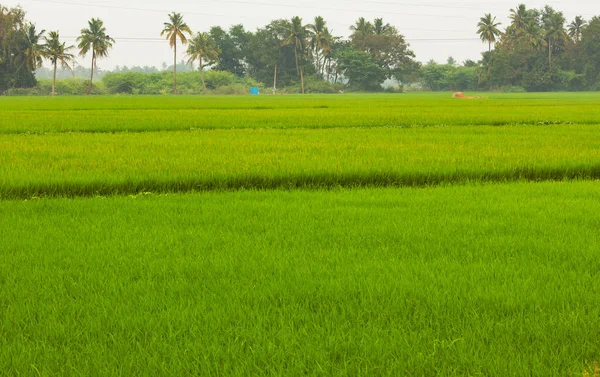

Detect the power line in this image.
[59,36,480,43]
[146,0,508,12]
[27,0,481,34]
[31,0,476,20]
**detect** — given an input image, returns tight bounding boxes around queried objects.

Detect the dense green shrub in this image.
[280,76,345,94]
[99,71,263,95]
[5,79,106,96]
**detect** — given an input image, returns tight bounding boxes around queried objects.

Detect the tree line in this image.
[476,5,600,91]
[2,4,600,94]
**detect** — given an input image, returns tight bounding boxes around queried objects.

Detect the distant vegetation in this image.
[1,4,600,94]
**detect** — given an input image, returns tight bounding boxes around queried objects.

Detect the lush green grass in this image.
[2,124,600,198]
[1,182,599,376]
[1,93,600,134]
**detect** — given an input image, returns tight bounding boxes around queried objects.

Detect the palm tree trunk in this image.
[52,62,57,96]
[300,67,305,94]
[315,49,320,77]
[548,40,552,73]
[199,55,206,92]
[273,64,277,94]
[489,41,491,52]
[87,51,95,95]
[173,40,177,95]
[294,45,299,76]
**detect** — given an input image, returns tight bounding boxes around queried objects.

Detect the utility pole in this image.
[273,64,277,94]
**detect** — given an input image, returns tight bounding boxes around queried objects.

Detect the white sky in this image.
[4,0,598,70]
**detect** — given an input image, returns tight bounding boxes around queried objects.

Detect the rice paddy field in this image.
[1,92,599,376]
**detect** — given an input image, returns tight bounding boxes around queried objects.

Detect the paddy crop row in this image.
[1,182,599,376]
[1,93,599,134]
[1,124,599,198]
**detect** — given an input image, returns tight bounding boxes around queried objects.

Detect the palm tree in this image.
[350,17,374,51]
[161,12,192,95]
[44,31,74,96]
[308,16,332,77]
[319,29,334,78]
[187,32,219,91]
[521,21,546,50]
[477,14,502,52]
[23,24,45,72]
[568,16,586,42]
[543,11,568,72]
[282,16,311,76]
[509,4,530,34]
[77,18,114,94]
[373,18,391,36]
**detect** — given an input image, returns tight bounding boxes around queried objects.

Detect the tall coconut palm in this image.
[509,4,530,34]
[568,16,587,42]
[350,17,374,51]
[281,17,312,94]
[308,16,332,76]
[187,32,219,91]
[23,24,45,72]
[521,21,546,50]
[373,18,391,36]
[281,16,311,76]
[543,11,568,72]
[477,14,502,52]
[77,18,114,94]
[161,12,192,95]
[44,31,74,96]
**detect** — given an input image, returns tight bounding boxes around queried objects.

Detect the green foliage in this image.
[100,70,261,95]
[209,25,247,76]
[103,72,146,94]
[500,85,526,93]
[349,17,419,83]
[5,78,105,95]
[0,6,37,92]
[336,48,386,91]
[477,6,600,91]
[420,62,451,91]
[77,18,114,94]
[243,19,298,88]
[420,62,478,91]
[283,75,344,93]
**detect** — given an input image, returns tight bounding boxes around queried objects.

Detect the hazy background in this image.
[3,0,597,70]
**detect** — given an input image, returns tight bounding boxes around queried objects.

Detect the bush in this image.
[558,70,586,91]
[500,85,526,93]
[210,83,251,95]
[5,79,106,96]
[282,76,344,94]
[383,85,404,93]
[99,70,263,95]
[103,72,148,94]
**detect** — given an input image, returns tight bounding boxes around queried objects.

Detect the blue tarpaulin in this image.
[250,87,259,95]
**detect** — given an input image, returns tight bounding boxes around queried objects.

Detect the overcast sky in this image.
[4,0,598,70]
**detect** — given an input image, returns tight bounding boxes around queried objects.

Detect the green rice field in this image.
[1,92,599,134]
[1,93,599,376]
